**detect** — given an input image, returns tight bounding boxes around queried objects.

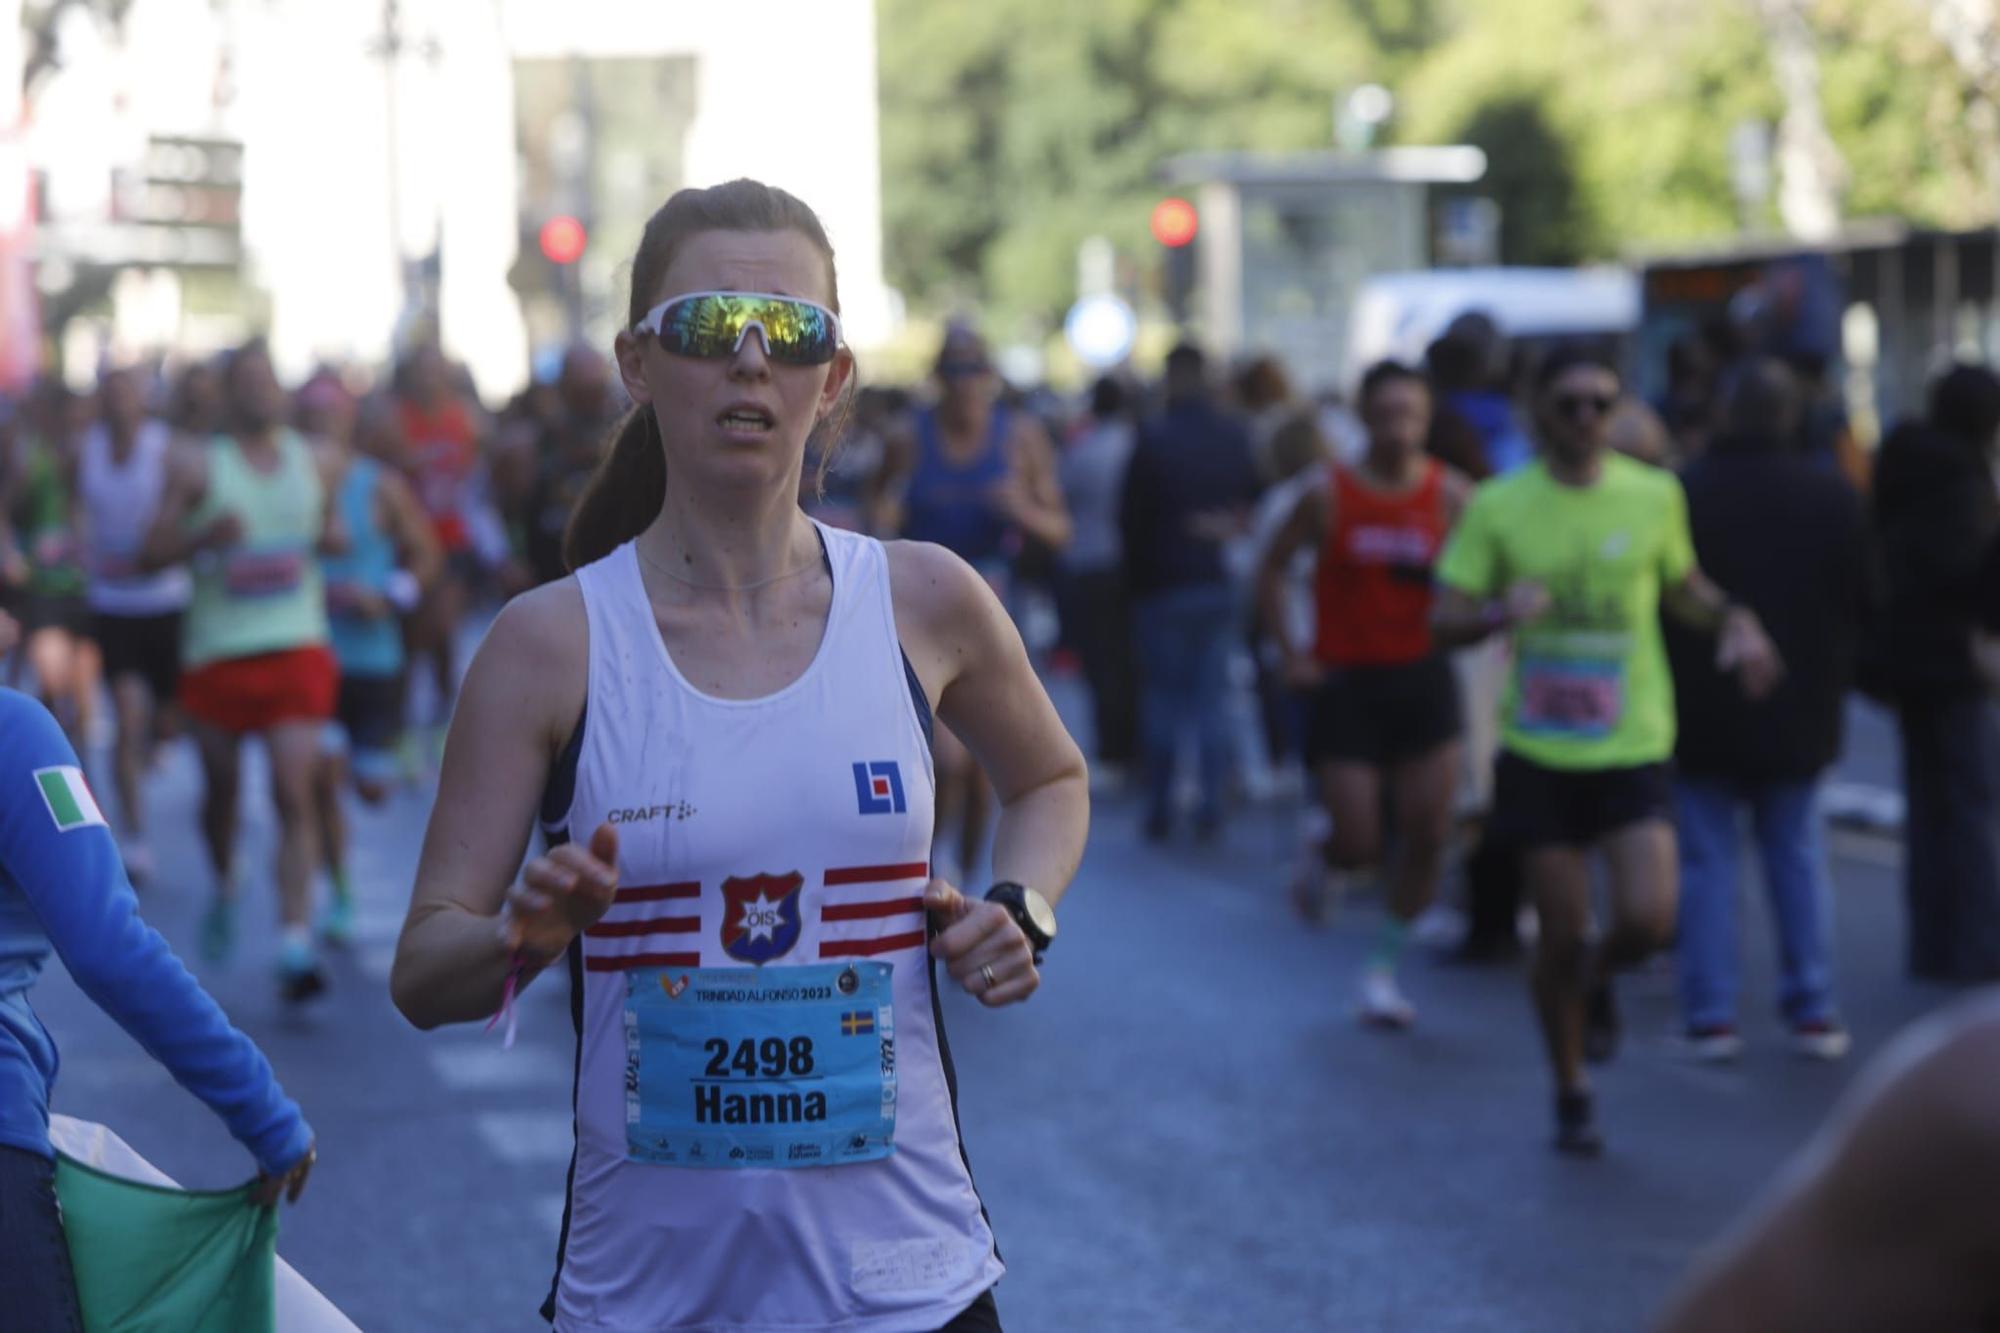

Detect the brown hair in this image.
[562,179,853,573]
[1267,409,1328,481]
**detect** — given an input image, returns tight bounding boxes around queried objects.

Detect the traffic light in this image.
[538,215,588,266]
[1152,198,1198,326]
[1150,197,1198,249]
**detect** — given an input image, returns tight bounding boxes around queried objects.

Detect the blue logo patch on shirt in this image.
[852,761,906,815]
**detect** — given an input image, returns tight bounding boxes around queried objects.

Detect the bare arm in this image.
[390,583,604,1028]
[1431,583,1527,650]
[380,468,444,592]
[1256,484,1325,673]
[892,540,1089,1006]
[139,442,226,570]
[1661,566,1734,633]
[866,419,916,537]
[997,415,1073,551]
[1664,568,1784,699]
[1439,466,1473,528]
[1658,1000,2000,1332]
[310,441,350,557]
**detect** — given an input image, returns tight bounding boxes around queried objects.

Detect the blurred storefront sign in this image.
[37,134,244,271]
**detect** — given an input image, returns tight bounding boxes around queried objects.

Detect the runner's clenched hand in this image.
[925,879,1039,1008]
[503,822,620,964]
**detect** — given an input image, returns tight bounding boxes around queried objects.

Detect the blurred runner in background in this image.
[77,364,190,888]
[1260,362,1468,1028]
[8,379,98,749]
[304,373,439,946]
[142,341,345,1003]
[1432,345,1782,1157]
[873,326,1070,882]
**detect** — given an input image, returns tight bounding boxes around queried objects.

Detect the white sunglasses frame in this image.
[630,290,844,362]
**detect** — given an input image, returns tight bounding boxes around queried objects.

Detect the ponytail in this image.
[563,406,666,573]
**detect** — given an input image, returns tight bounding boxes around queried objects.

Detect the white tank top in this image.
[79,420,191,616]
[547,523,1003,1332]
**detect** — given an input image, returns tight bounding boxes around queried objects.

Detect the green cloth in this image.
[183,431,328,669]
[1435,454,1695,771]
[55,1151,277,1333]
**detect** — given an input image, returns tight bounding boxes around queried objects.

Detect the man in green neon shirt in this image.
[1433,345,1782,1157]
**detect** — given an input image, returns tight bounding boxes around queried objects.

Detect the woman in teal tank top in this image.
[307,384,439,942]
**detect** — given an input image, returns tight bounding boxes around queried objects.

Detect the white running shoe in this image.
[1359,968,1416,1030]
[1683,1026,1745,1063]
[1790,1022,1851,1062]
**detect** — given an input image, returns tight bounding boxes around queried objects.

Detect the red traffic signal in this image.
[538,215,588,265]
[1151,197,1199,248]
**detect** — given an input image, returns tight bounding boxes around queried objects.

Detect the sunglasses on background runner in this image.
[1552,392,1618,422]
[937,359,992,380]
[632,292,843,366]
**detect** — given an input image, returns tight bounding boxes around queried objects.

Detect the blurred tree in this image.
[879,0,1413,333]
[878,0,2000,321]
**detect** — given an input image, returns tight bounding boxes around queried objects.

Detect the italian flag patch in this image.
[34,767,106,832]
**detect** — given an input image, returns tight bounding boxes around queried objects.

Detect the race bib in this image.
[221,548,305,597]
[1516,653,1624,738]
[323,580,371,617]
[32,531,77,568]
[623,962,897,1170]
[92,549,144,582]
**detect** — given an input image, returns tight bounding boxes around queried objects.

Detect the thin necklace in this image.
[634,540,819,592]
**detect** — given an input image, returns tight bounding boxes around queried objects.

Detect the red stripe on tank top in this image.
[820,930,927,959]
[823,862,930,886]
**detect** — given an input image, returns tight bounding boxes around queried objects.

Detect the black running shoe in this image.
[1584,980,1620,1065]
[1554,1090,1603,1158]
[279,959,329,1006]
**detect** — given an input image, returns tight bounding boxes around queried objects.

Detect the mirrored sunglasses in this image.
[633,291,842,366]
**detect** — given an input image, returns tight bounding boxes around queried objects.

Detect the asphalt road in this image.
[30,669,1958,1331]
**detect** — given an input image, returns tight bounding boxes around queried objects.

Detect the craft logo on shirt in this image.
[720,872,804,964]
[33,767,106,833]
[852,761,907,815]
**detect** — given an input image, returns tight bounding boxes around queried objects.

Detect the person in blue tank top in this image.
[302,375,439,945]
[871,327,1071,884]
[0,665,316,1328]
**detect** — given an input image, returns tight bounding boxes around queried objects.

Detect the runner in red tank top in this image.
[380,344,489,764]
[1258,360,1470,1029]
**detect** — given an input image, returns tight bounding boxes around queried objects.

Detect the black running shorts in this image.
[1307,655,1463,767]
[93,610,183,701]
[1492,750,1671,848]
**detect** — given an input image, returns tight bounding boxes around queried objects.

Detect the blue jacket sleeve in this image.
[0,692,312,1176]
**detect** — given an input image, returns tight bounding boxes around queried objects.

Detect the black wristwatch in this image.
[984,882,1057,961]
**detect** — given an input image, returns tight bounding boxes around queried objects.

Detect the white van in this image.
[1343,266,1640,388]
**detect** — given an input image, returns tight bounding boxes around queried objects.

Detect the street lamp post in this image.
[366,0,441,347]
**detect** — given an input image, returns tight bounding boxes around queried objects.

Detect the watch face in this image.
[1021,888,1057,942]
